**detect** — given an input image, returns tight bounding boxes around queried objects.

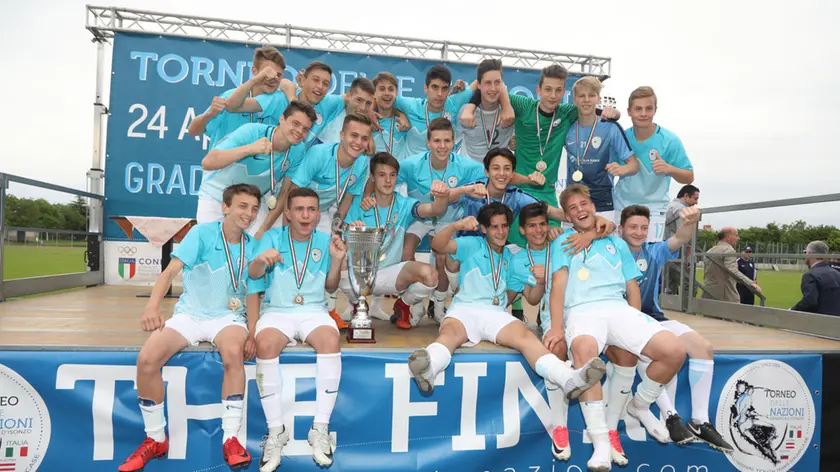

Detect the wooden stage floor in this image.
[1,285,839,353]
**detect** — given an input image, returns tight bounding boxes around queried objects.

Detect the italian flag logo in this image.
[118,257,136,280]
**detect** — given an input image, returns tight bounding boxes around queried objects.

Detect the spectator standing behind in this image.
[791,241,840,315]
[737,247,757,305]
[702,227,761,303]
[664,184,699,295]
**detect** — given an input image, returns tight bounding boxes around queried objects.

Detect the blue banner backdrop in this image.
[0,350,822,471]
[104,32,579,241]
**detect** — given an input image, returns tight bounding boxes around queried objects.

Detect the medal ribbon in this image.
[220,224,245,293]
[486,240,503,297]
[379,117,396,153]
[427,152,450,190]
[373,192,396,229]
[574,119,599,172]
[268,127,291,196]
[535,105,556,156]
[479,106,499,148]
[485,186,507,206]
[527,242,551,309]
[288,229,313,291]
[335,149,354,206]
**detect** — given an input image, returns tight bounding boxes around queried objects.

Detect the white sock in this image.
[638,360,676,415]
[401,283,435,306]
[546,381,569,428]
[326,289,337,311]
[256,357,284,429]
[605,365,636,430]
[580,401,610,462]
[689,358,714,424]
[221,394,244,442]
[138,398,166,442]
[535,354,574,391]
[426,342,452,379]
[634,372,667,409]
[433,289,448,303]
[314,353,341,425]
[444,268,459,291]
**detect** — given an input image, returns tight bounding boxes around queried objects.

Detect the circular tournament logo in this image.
[447,176,458,187]
[592,136,602,149]
[311,248,322,262]
[715,360,815,472]
[636,258,648,272]
[0,364,52,471]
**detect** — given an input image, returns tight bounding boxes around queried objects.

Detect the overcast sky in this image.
[2,0,839,230]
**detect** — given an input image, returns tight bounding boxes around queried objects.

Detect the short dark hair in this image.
[519,202,549,228]
[483,147,516,170]
[342,111,373,131]
[373,72,398,89]
[425,65,452,86]
[304,61,332,77]
[478,202,513,228]
[287,187,319,207]
[677,184,700,199]
[370,152,400,175]
[222,183,261,206]
[620,205,651,226]
[349,77,375,95]
[283,100,317,125]
[539,64,568,87]
[426,116,454,140]
[477,58,503,82]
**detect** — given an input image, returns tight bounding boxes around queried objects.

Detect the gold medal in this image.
[572,170,583,182]
[267,195,277,210]
[294,294,305,305]
[536,160,547,172]
[577,267,590,281]
[289,229,313,306]
[228,297,242,310]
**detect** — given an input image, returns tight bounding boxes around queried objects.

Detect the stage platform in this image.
[1,285,838,353]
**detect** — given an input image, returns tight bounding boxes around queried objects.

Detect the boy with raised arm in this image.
[248,188,347,470]
[548,184,689,471]
[189,47,295,149]
[341,152,450,325]
[408,203,606,410]
[372,72,409,160]
[118,184,263,472]
[619,204,733,452]
[197,101,316,236]
[614,86,694,241]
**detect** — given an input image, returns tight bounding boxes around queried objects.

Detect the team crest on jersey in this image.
[592,136,602,149]
[605,243,616,255]
[637,258,648,272]
[348,174,357,185]
[447,176,458,187]
[552,118,562,127]
[444,112,452,120]
[281,160,290,172]
[315,113,324,125]
[312,248,322,262]
[649,149,659,160]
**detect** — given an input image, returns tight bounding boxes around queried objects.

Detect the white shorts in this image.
[165,313,247,347]
[407,220,449,239]
[255,310,338,346]
[340,262,407,298]
[565,300,665,362]
[444,304,519,347]
[197,195,282,237]
[660,319,696,337]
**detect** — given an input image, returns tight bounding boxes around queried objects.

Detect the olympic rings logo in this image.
[117,246,138,255]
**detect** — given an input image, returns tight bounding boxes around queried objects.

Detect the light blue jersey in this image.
[455,179,538,237]
[373,116,408,159]
[247,227,332,311]
[204,89,278,150]
[397,151,485,224]
[450,236,513,311]
[614,125,692,213]
[297,90,345,149]
[344,193,421,268]
[258,93,290,127]
[564,120,633,212]
[172,222,259,320]
[198,123,307,202]
[550,230,641,309]
[291,143,370,212]
[633,241,677,321]
[316,108,345,144]
[395,89,474,156]
[508,245,551,326]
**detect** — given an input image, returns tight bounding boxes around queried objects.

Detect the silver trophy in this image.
[342,225,387,343]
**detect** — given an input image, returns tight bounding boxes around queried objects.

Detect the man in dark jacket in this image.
[791,241,840,316]
[737,247,757,305]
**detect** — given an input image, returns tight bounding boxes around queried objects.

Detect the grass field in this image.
[695,269,804,310]
[2,244,87,279]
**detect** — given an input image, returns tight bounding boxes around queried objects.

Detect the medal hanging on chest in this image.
[535,106,556,173]
[487,240,503,306]
[289,229,313,305]
[527,243,551,313]
[577,238,592,281]
[221,225,246,310]
[267,127,291,210]
[572,120,598,183]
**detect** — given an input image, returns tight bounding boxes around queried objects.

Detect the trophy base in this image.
[346,326,376,343]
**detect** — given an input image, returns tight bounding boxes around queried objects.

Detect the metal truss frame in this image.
[85,5,611,77]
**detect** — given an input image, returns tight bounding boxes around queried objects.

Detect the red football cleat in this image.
[118,436,169,471]
[394,298,413,329]
[328,309,349,330]
[223,437,251,469]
